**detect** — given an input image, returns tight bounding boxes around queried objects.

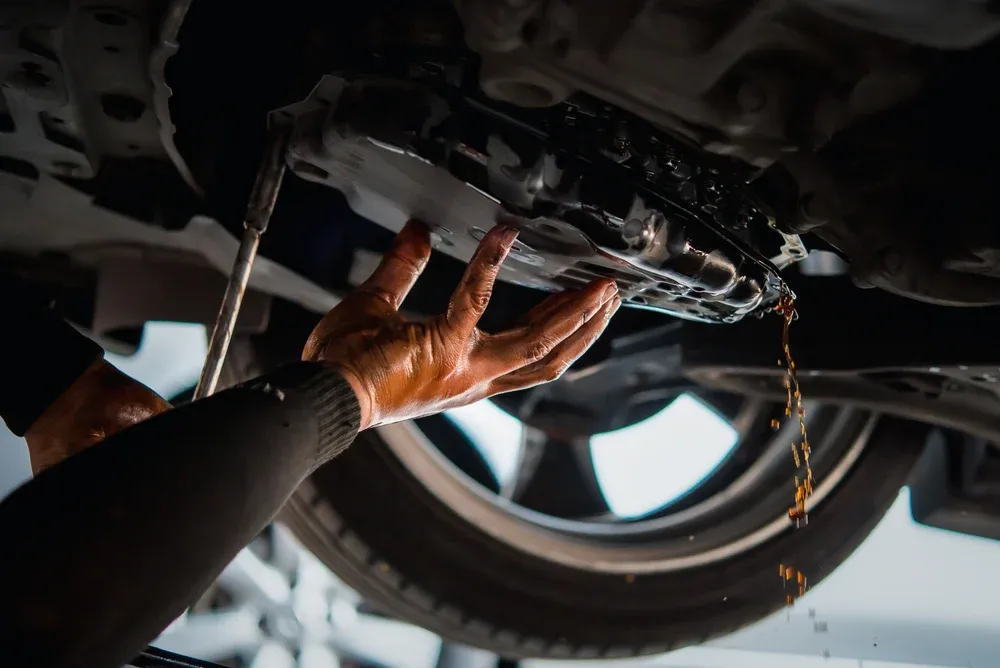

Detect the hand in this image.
[24,360,171,473]
[303,220,621,430]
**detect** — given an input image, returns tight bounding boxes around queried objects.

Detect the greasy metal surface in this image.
[680,277,1000,442]
[283,76,784,323]
[0,1,174,181]
[453,0,943,165]
[194,126,289,399]
[149,0,204,195]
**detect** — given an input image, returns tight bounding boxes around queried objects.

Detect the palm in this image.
[304,221,621,429]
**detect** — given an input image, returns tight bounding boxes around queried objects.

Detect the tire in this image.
[224,335,928,659]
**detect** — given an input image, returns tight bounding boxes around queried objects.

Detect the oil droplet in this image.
[776,284,814,524]
[774,283,814,607]
[771,418,780,430]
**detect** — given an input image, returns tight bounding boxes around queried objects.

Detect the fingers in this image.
[485,278,618,376]
[491,294,621,394]
[357,220,433,309]
[446,224,519,335]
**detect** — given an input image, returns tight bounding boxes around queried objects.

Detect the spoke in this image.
[218,547,292,612]
[416,413,501,492]
[435,643,498,668]
[263,524,303,580]
[155,608,263,662]
[297,642,341,668]
[250,641,296,668]
[325,613,442,668]
[500,426,547,501]
[505,431,611,518]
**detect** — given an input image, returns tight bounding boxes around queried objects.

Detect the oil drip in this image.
[779,563,808,604]
[773,283,813,605]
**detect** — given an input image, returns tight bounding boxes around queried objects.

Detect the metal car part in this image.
[149,0,204,195]
[909,430,1000,542]
[0,1,172,181]
[680,277,1000,443]
[281,75,788,323]
[452,0,978,165]
[373,410,874,574]
[0,175,338,315]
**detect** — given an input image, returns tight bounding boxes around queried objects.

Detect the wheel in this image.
[224,329,928,660]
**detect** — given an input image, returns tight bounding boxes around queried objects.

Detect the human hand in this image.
[302,220,621,430]
[24,360,171,473]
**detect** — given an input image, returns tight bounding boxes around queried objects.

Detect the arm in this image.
[0,269,170,473]
[0,221,619,668]
[0,362,359,668]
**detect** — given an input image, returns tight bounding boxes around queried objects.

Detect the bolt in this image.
[702,178,724,204]
[643,156,661,181]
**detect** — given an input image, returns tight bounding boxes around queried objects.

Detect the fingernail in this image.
[602,281,619,301]
[499,225,519,247]
[605,295,622,318]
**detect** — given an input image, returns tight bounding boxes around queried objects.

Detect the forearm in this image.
[0,361,360,668]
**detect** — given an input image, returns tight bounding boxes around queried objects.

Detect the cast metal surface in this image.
[283,75,788,323]
[453,0,994,165]
[194,125,289,399]
[149,0,203,195]
[680,277,1000,442]
[0,1,170,182]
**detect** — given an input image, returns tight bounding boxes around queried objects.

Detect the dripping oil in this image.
[773,284,813,605]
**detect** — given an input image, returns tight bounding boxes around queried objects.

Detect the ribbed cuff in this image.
[251,362,362,465]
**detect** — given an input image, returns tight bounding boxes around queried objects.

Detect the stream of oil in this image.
[773,283,812,605]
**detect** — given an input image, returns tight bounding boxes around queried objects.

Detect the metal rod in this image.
[193,124,290,400]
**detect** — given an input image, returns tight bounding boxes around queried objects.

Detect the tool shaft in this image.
[194,125,289,399]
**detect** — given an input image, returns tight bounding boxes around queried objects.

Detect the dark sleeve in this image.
[0,361,360,668]
[0,270,104,436]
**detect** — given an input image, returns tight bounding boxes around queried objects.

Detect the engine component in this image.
[452,0,945,166]
[280,75,790,323]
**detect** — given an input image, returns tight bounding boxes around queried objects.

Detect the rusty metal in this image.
[193,124,290,399]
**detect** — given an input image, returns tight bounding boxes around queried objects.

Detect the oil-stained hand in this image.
[24,360,171,474]
[303,220,621,430]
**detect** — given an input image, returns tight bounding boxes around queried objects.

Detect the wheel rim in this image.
[382,393,876,574]
[153,525,443,667]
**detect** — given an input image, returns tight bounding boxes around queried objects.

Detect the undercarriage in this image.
[4,0,1000,658]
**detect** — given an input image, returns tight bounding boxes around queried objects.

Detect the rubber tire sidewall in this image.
[280,414,926,659]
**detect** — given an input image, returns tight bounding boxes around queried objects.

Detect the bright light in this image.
[105,321,208,398]
[444,394,738,518]
[444,401,524,485]
[590,393,739,518]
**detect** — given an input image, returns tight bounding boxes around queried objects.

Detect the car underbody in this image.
[4,0,1000,443]
[4,0,1000,657]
